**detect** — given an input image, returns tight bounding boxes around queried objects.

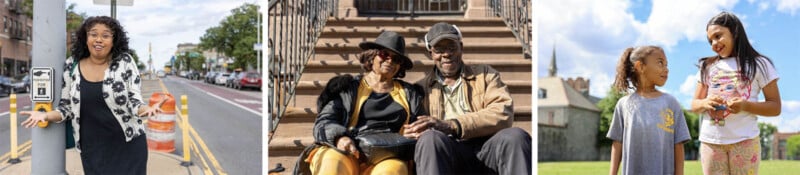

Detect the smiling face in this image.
[637,49,669,87]
[371,49,401,77]
[86,23,114,60]
[707,25,735,58]
[430,39,463,78]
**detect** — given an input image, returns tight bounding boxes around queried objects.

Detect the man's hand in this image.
[336,136,359,157]
[405,116,456,137]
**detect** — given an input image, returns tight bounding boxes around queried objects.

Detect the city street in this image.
[1,75,262,174]
[163,75,262,175]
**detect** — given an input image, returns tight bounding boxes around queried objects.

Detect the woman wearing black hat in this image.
[296,31,427,175]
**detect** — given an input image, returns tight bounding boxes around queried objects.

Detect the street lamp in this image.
[93,0,134,19]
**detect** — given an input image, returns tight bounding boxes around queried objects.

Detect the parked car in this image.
[11,75,30,93]
[226,72,240,88]
[0,76,15,96]
[187,71,201,80]
[157,71,166,78]
[214,73,230,85]
[233,72,261,90]
[205,72,217,83]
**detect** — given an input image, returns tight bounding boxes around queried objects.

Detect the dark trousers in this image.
[414,127,532,175]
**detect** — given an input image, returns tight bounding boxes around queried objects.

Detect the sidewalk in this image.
[0,149,203,175]
[0,76,203,175]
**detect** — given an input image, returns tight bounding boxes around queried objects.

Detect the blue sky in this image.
[537,0,800,132]
[65,0,261,70]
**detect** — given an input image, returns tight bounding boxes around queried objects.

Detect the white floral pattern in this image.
[56,53,145,152]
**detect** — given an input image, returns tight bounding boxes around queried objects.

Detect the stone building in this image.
[538,47,601,161]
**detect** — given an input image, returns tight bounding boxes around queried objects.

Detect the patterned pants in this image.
[700,137,760,175]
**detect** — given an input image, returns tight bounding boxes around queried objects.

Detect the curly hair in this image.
[71,16,130,61]
[613,46,664,94]
[358,49,410,78]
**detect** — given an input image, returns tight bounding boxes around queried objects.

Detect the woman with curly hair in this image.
[21,16,164,174]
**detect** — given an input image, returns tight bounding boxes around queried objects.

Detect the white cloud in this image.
[539,0,736,98]
[679,74,699,96]
[67,0,255,69]
[759,2,771,12]
[636,0,737,48]
[776,0,800,15]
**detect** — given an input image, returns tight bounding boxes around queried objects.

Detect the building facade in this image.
[0,0,32,78]
[773,132,800,160]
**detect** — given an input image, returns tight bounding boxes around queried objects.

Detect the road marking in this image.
[160,78,227,175]
[234,99,262,104]
[178,80,261,116]
[0,140,32,167]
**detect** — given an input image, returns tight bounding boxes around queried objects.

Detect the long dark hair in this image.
[71,16,130,61]
[613,46,663,94]
[700,11,774,85]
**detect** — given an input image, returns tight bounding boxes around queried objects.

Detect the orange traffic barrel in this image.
[146,92,177,153]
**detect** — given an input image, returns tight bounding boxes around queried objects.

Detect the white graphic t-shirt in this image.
[697,56,778,145]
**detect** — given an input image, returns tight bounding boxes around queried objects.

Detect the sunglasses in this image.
[377,50,404,65]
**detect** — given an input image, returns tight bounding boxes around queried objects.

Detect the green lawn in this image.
[538,160,800,175]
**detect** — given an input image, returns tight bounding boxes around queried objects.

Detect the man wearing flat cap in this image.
[403,22,532,175]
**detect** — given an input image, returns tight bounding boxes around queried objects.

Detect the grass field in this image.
[538,160,800,175]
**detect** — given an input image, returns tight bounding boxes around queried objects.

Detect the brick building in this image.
[0,0,32,78]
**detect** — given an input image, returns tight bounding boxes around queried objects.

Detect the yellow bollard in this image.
[8,93,20,164]
[180,95,193,167]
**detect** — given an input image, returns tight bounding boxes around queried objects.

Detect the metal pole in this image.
[111,0,117,19]
[31,0,67,174]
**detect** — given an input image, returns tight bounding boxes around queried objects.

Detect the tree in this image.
[759,123,778,160]
[175,49,206,72]
[128,49,146,70]
[66,3,87,57]
[199,3,259,71]
[683,110,700,159]
[596,87,624,147]
[787,135,800,160]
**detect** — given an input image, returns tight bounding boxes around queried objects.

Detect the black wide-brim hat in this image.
[358,31,413,70]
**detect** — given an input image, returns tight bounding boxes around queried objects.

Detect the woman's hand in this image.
[139,106,163,117]
[20,111,49,128]
[336,136,359,157]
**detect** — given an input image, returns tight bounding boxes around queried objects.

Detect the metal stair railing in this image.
[357,0,467,15]
[488,0,531,59]
[268,0,336,143]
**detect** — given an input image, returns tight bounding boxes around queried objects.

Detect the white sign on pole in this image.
[30,67,55,102]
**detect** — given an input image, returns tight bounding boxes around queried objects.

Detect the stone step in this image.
[324,17,508,27]
[319,25,515,38]
[311,52,528,61]
[314,42,522,53]
[317,36,519,46]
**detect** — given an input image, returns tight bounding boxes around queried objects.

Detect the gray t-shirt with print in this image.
[606,93,691,175]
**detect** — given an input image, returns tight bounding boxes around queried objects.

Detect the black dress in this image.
[79,68,147,175]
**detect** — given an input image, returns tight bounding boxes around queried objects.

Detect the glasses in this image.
[88,32,113,41]
[377,50,401,65]
[431,46,457,54]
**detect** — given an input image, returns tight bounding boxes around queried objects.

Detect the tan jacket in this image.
[418,64,514,139]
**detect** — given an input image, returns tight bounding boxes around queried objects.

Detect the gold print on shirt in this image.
[657,108,675,133]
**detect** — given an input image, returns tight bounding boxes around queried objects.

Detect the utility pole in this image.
[31,1,66,174]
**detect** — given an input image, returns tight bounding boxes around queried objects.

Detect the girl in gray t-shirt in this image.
[607,46,691,175]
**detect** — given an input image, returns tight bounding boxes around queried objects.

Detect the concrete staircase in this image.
[268,16,532,173]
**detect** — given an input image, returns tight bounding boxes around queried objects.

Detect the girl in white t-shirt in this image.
[691,11,781,175]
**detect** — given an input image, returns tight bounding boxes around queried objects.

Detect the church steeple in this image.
[548,44,557,77]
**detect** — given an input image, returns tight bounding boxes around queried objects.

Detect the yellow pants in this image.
[308,146,409,175]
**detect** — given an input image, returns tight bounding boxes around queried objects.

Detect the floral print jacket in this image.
[56,53,146,151]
